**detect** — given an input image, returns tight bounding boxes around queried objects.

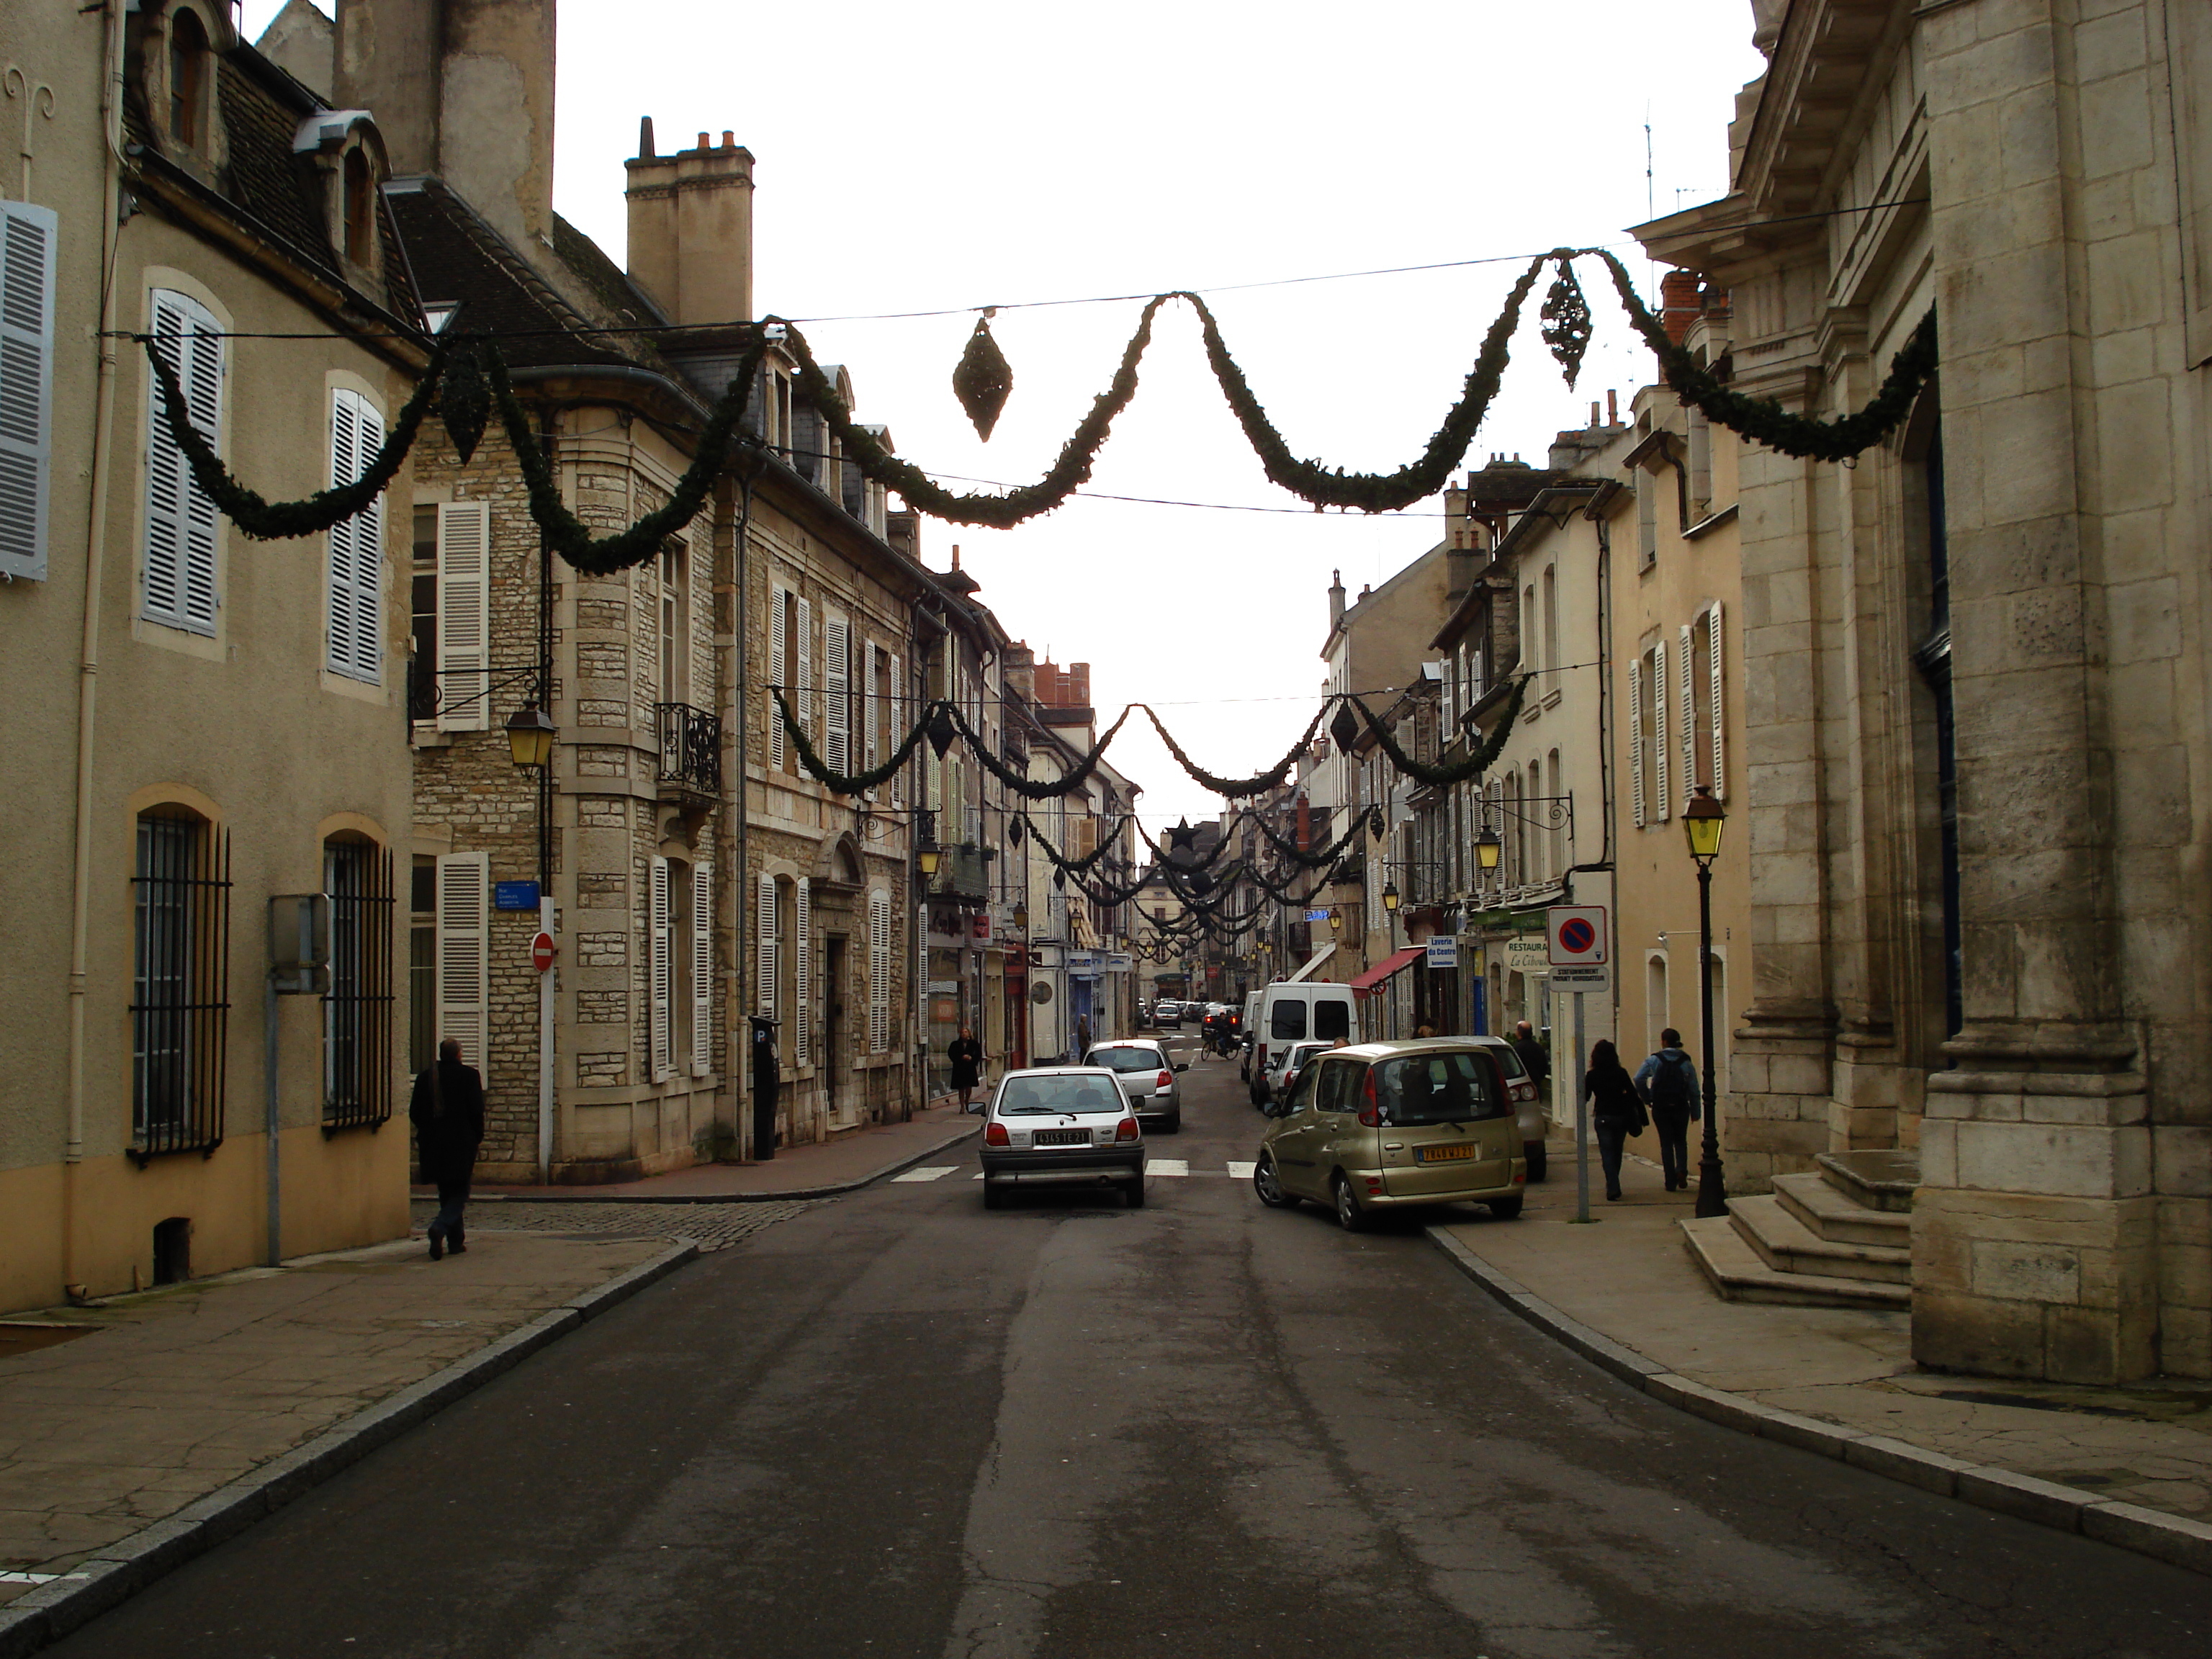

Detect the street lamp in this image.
[1327,907,1342,934]
[917,841,943,878]
[505,703,557,770]
[1474,827,1502,873]
[1012,901,1029,933]
[1381,880,1401,913]
[1683,784,1727,1218]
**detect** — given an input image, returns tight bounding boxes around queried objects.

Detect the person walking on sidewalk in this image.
[1634,1029,1701,1192]
[410,1038,485,1260]
[948,1026,985,1110]
[1512,1020,1551,1105]
[1584,1039,1647,1201]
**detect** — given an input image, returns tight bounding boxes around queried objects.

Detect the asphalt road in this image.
[53,1035,2212,1658]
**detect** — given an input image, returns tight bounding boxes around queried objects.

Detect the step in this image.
[1773,1172,1912,1249]
[1729,1195,1913,1285]
[1680,1215,1912,1310]
[1816,1148,1920,1213]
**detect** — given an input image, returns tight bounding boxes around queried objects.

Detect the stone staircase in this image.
[1680,1149,1918,1310]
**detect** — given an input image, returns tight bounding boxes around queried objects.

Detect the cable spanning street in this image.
[48,1050,2212,1659]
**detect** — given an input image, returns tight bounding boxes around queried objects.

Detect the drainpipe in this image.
[62,0,130,1298]
[729,467,756,1157]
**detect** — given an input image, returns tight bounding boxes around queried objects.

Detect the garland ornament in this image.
[1539,256,1593,392]
[952,312,1013,441]
[140,331,451,540]
[1138,700,1333,799]
[941,698,1136,799]
[1346,673,1530,788]
[774,689,944,796]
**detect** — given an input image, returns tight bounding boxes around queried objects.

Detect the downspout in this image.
[63,0,130,1298]
[729,466,756,1157]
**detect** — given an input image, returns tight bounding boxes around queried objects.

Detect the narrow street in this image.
[50,1044,2212,1659]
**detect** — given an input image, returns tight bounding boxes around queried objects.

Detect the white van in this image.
[1246,983,1359,1105]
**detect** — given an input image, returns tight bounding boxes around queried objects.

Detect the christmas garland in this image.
[1139,701,1334,799]
[773,688,943,796]
[1011,809,1128,876]
[941,698,1136,800]
[1347,675,1531,788]
[1243,802,1380,871]
[141,333,451,539]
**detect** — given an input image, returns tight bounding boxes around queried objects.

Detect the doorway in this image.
[824,936,847,1127]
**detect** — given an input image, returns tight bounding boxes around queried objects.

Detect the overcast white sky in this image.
[253,1,1766,828]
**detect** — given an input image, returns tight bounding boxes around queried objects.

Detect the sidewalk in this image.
[0,1225,693,1617]
[1434,1131,2212,1566]
[439,1097,981,1202]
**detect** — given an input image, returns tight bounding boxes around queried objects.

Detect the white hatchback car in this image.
[974,1066,1146,1208]
[1083,1040,1188,1133]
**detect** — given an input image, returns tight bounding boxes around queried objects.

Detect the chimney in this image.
[624,121,755,325]
[336,0,558,253]
[1069,663,1091,707]
[1328,568,1346,634]
[951,544,961,570]
[1660,269,1703,345]
[1608,388,1619,426]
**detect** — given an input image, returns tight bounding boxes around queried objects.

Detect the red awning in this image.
[1349,945,1424,995]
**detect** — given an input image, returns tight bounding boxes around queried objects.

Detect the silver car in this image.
[975,1066,1146,1208]
[1084,1040,1187,1133]
[1460,1035,1550,1182]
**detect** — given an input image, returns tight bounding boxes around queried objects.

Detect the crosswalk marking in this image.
[1226,1161,1256,1179]
[891,1166,957,1182]
[1148,1159,1190,1177]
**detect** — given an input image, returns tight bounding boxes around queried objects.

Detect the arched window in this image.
[344,147,376,266]
[132,805,230,1158]
[323,834,394,1130]
[169,9,207,149]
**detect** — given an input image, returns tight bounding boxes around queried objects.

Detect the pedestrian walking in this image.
[409,1038,484,1261]
[1634,1028,1701,1192]
[1512,1019,1551,1099]
[948,1025,985,1110]
[1584,1039,1647,1201]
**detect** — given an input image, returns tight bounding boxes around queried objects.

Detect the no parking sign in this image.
[1547,905,1610,990]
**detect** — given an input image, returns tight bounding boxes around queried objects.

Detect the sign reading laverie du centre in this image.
[1546,904,1610,994]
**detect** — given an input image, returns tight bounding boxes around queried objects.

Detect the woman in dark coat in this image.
[948,1026,985,1110]
[1583,1038,1647,1202]
[410,1038,485,1259]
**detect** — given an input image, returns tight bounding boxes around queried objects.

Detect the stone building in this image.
[1640,0,2212,1382]
[2,1,423,1308]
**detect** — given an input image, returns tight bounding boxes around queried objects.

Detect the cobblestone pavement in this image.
[411,1197,822,1252]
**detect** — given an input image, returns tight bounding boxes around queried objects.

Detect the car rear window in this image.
[1087,1047,1161,1072]
[1488,1043,1527,1077]
[1372,1052,1508,1125]
[1313,999,1351,1041]
[1315,1058,1364,1114]
[997,1076,1124,1115]
[1270,1002,1306,1040]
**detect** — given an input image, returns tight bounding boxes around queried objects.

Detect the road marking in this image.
[1226,1161,1256,1179]
[1148,1160,1190,1177]
[891,1166,957,1182]
[971,1172,986,1179]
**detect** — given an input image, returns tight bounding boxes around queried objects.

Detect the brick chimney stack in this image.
[1660,269,1704,345]
[624,120,755,325]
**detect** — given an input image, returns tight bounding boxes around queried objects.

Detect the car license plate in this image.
[1416,1143,1475,1164]
[1034,1129,1090,1146]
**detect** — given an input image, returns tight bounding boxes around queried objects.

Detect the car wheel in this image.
[1254,1156,1297,1209]
[1124,1173,1146,1209]
[1524,1143,1547,1183]
[1164,1111,1182,1135]
[1249,1081,1269,1109]
[1332,1174,1367,1233]
[982,1182,1005,1210]
[1488,1195,1524,1220]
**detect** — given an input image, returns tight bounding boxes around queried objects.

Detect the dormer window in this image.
[344,147,375,265]
[169,7,207,148]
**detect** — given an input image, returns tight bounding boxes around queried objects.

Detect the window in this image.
[768,585,789,769]
[343,147,376,267]
[433,852,487,1066]
[169,9,207,149]
[132,809,230,1158]
[1541,565,1558,673]
[1522,583,1538,670]
[1646,954,1671,1054]
[143,289,222,635]
[868,889,891,1053]
[658,539,687,706]
[1527,758,1543,881]
[1637,469,1658,569]
[1684,603,1724,796]
[409,505,438,719]
[433,503,489,732]
[408,855,436,1073]
[323,835,394,1129]
[326,387,386,683]
[0,202,57,580]
[1547,747,1565,874]
[650,856,675,1082]
[691,863,714,1076]
[1314,1058,1364,1115]
[824,612,850,774]
[1313,999,1350,1041]
[793,876,811,1066]
[756,872,778,1017]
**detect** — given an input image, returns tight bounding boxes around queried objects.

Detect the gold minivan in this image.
[1252,1040,1527,1229]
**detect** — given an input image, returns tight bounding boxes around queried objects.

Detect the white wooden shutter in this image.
[1708,601,1726,801]
[1651,637,1671,822]
[888,651,904,806]
[863,642,880,772]
[0,202,57,581]
[436,502,490,732]
[793,876,812,1066]
[434,851,489,1068]
[1679,621,1696,809]
[756,873,778,1017]
[869,890,890,1053]
[325,389,385,683]
[1629,657,1645,830]
[144,289,222,634]
[649,855,673,1081]
[691,863,714,1076]
[768,584,788,770]
[796,595,814,748]
[824,613,850,775]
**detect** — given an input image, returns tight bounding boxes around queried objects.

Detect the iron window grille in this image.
[656,701,721,791]
[324,839,395,1131]
[131,813,230,1161]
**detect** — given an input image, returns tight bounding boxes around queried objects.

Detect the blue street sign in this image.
[495,880,541,912]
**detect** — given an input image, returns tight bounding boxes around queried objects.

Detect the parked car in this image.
[1459,1034,1550,1182]
[974,1066,1146,1208]
[1247,982,1359,1105]
[1239,992,1264,1083]
[1151,999,1184,1027]
[1251,1040,1526,1229]
[1084,1040,1187,1133]
[1259,1038,1334,1108]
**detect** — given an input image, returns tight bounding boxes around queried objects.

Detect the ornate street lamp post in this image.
[1683,785,1728,1218]
[505,701,558,1184]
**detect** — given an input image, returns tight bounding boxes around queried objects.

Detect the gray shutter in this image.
[1628,657,1645,830]
[649,855,672,1081]
[793,877,811,1066]
[691,863,714,1076]
[824,613,850,775]
[435,503,490,731]
[0,201,57,580]
[326,389,385,682]
[1650,637,1670,822]
[1679,621,1696,806]
[1708,601,1726,802]
[768,585,788,770]
[434,852,489,1067]
[144,289,222,634]
[757,873,777,1017]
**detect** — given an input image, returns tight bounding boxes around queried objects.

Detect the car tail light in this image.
[1357,1069,1382,1128]
[984,1122,1010,1146]
[1115,1116,1139,1142]
[1156,1070,1172,1090]
[1511,1081,1536,1102]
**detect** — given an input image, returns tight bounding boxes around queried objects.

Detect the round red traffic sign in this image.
[1558,917,1597,956]
[531,932,555,973]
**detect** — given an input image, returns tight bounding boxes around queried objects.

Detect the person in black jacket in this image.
[410,1038,485,1260]
[1584,1039,1647,1202]
[948,1027,985,1110]
[1512,1020,1552,1097]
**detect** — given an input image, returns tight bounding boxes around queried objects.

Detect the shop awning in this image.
[1349,945,1424,996]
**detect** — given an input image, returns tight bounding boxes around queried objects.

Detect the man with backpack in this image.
[1634,1030,1701,1192]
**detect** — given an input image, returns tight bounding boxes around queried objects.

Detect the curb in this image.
[427,1120,983,1206]
[0,1241,699,1659]
[1424,1226,2212,1581]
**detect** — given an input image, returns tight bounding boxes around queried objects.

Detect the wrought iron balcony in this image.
[928,843,991,905]
[656,702,721,795]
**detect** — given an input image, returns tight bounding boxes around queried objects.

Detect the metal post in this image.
[1571,989,1592,1223]
[1694,859,1728,1218]
[537,892,554,1185]
[264,976,282,1266]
